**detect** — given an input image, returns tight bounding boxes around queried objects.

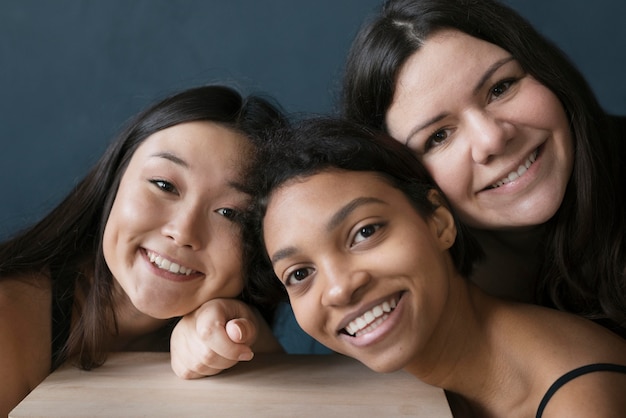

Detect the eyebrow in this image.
[326,196,385,232]
[404,56,515,145]
[150,151,189,168]
[472,56,515,96]
[269,196,386,265]
[404,113,447,145]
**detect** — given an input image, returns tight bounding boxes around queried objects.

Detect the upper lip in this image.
[336,292,401,334]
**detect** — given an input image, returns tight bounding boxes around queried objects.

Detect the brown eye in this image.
[490,79,515,100]
[286,267,313,285]
[150,179,177,194]
[353,223,381,245]
[425,129,450,151]
[216,207,237,219]
[432,130,448,144]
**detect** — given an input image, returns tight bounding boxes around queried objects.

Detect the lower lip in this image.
[483,146,542,195]
[142,250,201,283]
[340,294,404,348]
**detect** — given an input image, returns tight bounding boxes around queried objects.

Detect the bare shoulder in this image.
[494,302,626,417]
[511,302,626,357]
[0,274,53,416]
[541,366,626,418]
[523,306,626,417]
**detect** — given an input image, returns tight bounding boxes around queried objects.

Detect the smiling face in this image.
[103,121,250,319]
[263,169,458,373]
[386,29,574,230]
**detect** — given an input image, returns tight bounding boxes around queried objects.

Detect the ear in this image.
[427,190,456,250]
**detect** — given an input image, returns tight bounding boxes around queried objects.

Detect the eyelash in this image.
[489,78,516,101]
[424,128,452,152]
[285,266,314,286]
[150,179,177,194]
[216,207,238,220]
[352,223,382,246]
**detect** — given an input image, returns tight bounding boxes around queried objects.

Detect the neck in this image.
[470,225,545,252]
[403,279,523,417]
[468,226,546,302]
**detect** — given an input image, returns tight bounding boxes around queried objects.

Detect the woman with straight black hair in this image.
[341,0,626,337]
[0,85,283,415]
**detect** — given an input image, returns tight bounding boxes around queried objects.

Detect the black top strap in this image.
[536,363,626,418]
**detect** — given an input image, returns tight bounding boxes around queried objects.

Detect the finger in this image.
[225,318,258,346]
[194,320,254,363]
[170,334,223,379]
[172,339,240,378]
[170,312,240,378]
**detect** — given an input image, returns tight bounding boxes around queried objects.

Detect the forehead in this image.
[397,29,510,84]
[128,121,252,178]
[387,29,511,131]
[135,121,250,157]
[264,170,388,237]
[123,121,252,190]
[265,170,410,231]
[270,170,389,204]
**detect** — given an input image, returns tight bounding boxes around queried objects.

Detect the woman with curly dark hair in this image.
[250,117,626,418]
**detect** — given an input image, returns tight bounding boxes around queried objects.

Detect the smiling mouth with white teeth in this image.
[146,250,195,275]
[489,149,538,189]
[343,296,398,337]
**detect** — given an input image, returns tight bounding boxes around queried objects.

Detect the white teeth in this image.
[344,297,398,336]
[146,251,193,275]
[491,149,538,189]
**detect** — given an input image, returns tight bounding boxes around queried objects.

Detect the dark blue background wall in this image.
[1,0,625,239]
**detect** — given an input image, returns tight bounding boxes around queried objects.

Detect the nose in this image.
[161,204,205,250]
[320,260,370,307]
[466,110,512,164]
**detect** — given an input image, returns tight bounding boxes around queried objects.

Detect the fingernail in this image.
[238,352,254,361]
[234,324,243,341]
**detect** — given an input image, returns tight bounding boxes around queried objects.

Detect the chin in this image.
[363,358,404,374]
[132,299,179,320]
[344,349,406,374]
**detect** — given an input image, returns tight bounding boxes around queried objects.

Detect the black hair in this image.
[244,117,483,309]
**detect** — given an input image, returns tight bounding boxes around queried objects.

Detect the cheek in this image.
[102,201,123,271]
[207,228,246,294]
[427,164,459,194]
[102,186,153,271]
[109,181,162,240]
[518,79,569,130]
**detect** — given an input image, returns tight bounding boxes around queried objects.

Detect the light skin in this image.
[104,121,248,322]
[263,169,626,418]
[0,121,272,415]
[386,29,574,231]
[383,29,574,301]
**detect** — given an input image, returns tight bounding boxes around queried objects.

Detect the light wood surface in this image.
[11,352,452,417]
